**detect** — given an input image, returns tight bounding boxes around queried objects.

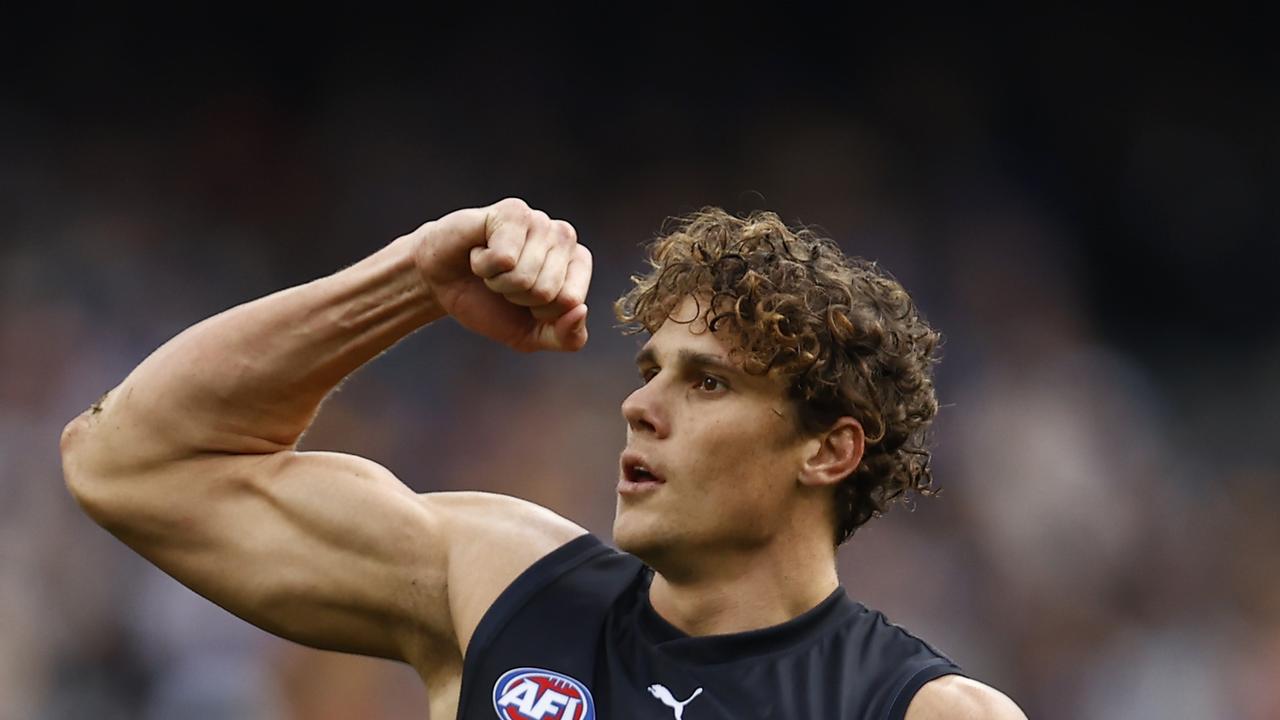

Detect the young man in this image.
[61,198,1025,719]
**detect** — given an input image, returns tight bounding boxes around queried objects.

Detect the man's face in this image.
[614,296,816,565]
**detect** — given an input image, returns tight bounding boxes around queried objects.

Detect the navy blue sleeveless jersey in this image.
[457,533,964,720]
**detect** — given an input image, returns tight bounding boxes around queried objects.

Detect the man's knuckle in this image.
[552,220,577,244]
[495,197,532,222]
[529,284,557,304]
[512,270,538,289]
[560,290,585,308]
[492,252,517,271]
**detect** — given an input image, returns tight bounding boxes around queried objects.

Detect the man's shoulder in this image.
[420,491,592,657]
[904,675,1027,720]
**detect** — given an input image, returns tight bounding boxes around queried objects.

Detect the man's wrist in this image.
[385,231,448,324]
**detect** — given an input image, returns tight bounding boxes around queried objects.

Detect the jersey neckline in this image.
[634,567,861,665]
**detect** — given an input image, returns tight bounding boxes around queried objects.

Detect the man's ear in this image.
[798,417,864,488]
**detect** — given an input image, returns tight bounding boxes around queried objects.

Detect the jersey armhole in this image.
[461,532,608,669]
[885,661,966,720]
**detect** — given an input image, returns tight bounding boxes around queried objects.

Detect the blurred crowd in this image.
[2,11,1277,719]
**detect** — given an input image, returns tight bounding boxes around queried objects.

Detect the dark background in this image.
[3,8,1277,719]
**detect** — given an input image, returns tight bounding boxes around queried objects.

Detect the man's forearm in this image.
[71,233,443,472]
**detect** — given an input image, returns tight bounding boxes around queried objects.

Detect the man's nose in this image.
[621,383,667,438]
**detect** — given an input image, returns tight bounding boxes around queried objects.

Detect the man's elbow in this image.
[60,404,137,526]
[61,411,109,518]
[61,411,95,491]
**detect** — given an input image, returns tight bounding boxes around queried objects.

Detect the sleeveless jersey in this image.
[458,533,964,720]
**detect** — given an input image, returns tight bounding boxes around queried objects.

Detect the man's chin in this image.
[613,515,668,561]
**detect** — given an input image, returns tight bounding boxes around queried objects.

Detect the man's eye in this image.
[640,368,658,383]
[698,375,725,392]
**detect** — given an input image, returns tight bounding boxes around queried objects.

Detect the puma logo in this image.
[647,684,704,719]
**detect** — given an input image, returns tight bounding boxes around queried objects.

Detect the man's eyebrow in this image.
[634,347,742,376]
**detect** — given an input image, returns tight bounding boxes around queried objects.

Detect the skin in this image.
[618,295,864,635]
[59,198,1024,719]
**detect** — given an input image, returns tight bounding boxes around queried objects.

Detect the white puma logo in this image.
[647,684,704,719]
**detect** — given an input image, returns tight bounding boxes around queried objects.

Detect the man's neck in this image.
[645,536,839,637]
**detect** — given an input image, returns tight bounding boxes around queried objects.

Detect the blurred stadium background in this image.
[2,8,1276,719]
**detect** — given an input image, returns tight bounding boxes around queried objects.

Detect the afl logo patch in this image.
[492,667,595,720]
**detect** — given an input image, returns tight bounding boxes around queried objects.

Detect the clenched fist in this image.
[410,198,592,352]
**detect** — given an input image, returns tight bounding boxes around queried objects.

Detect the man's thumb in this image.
[539,304,589,352]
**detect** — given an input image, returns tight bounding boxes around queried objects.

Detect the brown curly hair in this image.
[613,208,943,546]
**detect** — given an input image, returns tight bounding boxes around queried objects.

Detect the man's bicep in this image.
[105,450,453,662]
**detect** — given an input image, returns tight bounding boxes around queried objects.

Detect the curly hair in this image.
[614,208,943,546]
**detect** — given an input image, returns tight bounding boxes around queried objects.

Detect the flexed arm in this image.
[59,198,592,666]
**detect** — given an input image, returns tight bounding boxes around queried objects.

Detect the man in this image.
[61,198,1025,719]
